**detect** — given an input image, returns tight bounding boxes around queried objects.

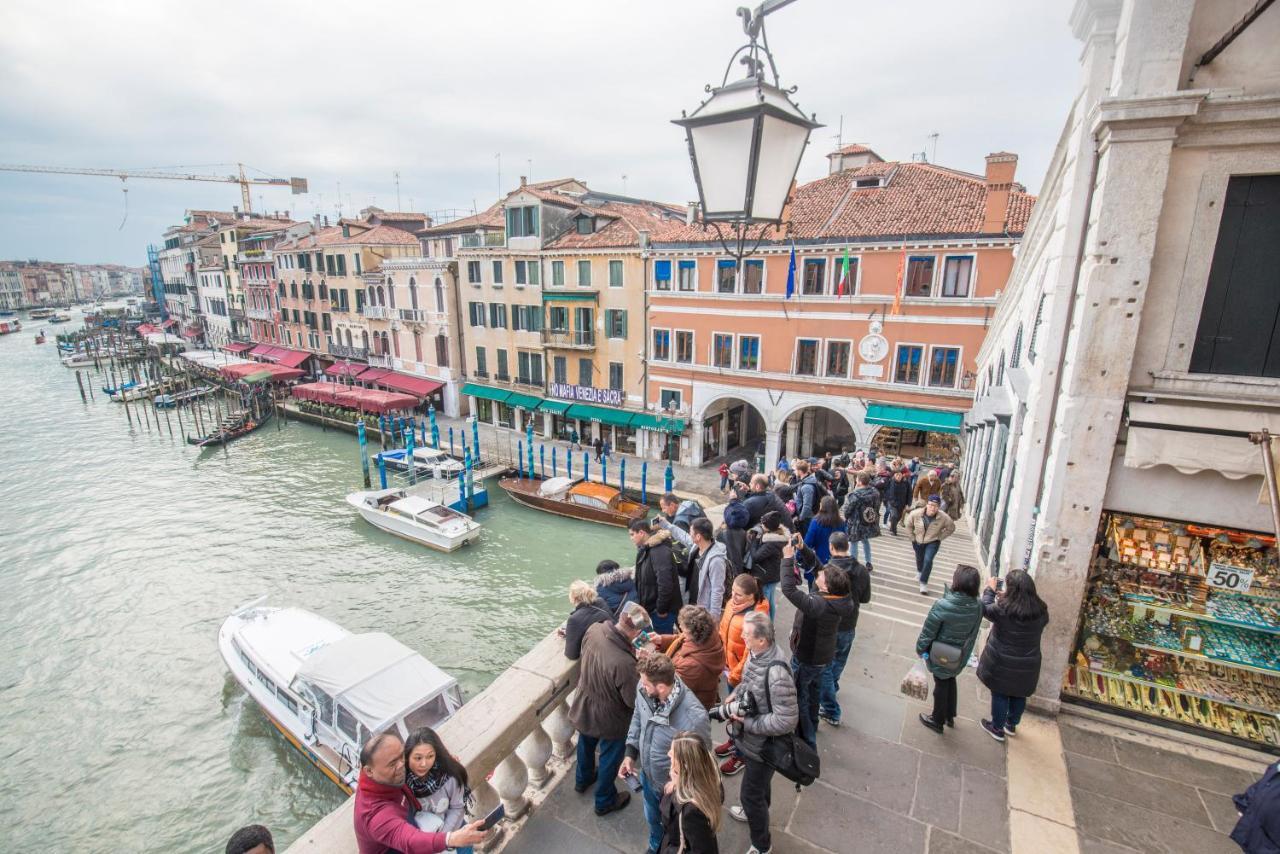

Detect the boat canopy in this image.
[290,382,418,415]
[389,494,439,518]
[538,476,574,497]
[293,632,458,733]
[220,362,304,382]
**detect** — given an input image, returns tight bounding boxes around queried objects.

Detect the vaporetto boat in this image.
[346,487,482,551]
[218,600,464,794]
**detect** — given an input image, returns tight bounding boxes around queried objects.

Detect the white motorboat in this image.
[110,379,167,402]
[218,600,464,794]
[375,445,465,478]
[346,487,482,551]
[60,352,97,367]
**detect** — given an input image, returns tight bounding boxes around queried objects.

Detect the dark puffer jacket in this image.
[746,530,788,586]
[976,587,1048,698]
[635,530,682,619]
[564,601,612,661]
[915,588,982,679]
[595,567,636,615]
[780,556,854,666]
[1233,762,1280,854]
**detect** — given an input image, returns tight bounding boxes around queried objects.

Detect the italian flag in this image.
[836,246,851,296]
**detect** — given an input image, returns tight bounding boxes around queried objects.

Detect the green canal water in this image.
[0,315,634,853]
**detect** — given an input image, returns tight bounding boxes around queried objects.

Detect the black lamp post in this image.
[674,0,821,258]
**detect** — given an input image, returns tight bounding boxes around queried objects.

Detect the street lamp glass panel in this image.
[689,117,756,219]
[751,113,810,221]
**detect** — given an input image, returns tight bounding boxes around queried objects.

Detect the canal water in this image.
[0,316,634,853]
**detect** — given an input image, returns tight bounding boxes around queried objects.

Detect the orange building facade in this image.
[647,146,1032,467]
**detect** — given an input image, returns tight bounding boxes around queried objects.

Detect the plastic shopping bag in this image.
[900,658,930,702]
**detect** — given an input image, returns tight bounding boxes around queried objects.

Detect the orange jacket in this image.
[718,597,772,687]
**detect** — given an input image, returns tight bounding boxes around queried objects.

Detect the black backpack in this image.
[759,662,820,788]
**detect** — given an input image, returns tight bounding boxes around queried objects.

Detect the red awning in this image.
[249,343,275,357]
[220,362,303,382]
[378,371,444,398]
[136,323,157,336]
[271,347,311,369]
[223,342,254,354]
[182,326,202,338]
[324,362,366,378]
[292,382,416,414]
[160,318,177,329]
[357,367,391,383]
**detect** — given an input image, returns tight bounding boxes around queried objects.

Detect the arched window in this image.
[344,327,353,348]
[390,330,400,358]
[435,334,449,368]
[434,278,444,313]
[409,276,419,310]
[361,329,369,351]
[376,285,385,306]
[366,286,376,306]
[413,331,423,362]
[319,283,328,301]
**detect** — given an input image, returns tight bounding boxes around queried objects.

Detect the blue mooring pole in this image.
[528,439,535,481]
[420,418,426,447]
[458,450,467,507]
[462,447,472,511]
[449,426,455,456]
[429,403,439,449]
[377,454,388,489]
[552,446,559,478]
[665,461,674,492]
[472,416,480,461]
[465,447,475,510]
[641,460,648,504]
[358,420,372,489]
[540,444,546,479]
[567,448,573,479]
[602,458,608,488]
[584,451,590,483]
[406,425,417,486]
[517,440,524,478]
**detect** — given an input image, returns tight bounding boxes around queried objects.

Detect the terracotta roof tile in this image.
[652,159,1035,244]
[544,199,686,250]
[419,202,505,235]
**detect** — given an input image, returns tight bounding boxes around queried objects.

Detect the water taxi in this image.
[346,488,482,551]
[0,318,20,335]
[29,308,55,319]
[48,312,72,324]
[60,351,97,367]
[219,601,464,794]
[498,475,648,527]
[375,445,465,479]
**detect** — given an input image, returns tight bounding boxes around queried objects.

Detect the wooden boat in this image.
[218,599,463,794]
[0,318,20,335]
[346,488,481,552]
[498,475,647,527]
[29,308,54,319]
[47,312,71,324]
[187,406,271,447]
[34,333,46,344]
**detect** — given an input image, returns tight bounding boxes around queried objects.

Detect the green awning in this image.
[865,403,963,434]
[630,412,687,434]
[537,399,573,414]
[566,403,636,428]
[461,383,512,403]
[505,391,543,410]
[541,291,598,302]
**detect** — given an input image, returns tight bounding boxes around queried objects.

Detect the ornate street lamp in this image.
[674,0,821,257]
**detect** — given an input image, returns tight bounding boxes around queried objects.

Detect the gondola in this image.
[187,406,272,448]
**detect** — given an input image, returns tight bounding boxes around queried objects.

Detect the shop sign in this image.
[549,382,623,407]
[857,364,884,378]
[1208,561,1255,593]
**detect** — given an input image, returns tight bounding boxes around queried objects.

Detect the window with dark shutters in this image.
[1190,175,1280,378]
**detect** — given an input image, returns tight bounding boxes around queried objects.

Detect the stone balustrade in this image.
[284,626,579,853]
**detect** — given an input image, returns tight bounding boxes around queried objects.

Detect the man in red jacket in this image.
[354,732,488,854]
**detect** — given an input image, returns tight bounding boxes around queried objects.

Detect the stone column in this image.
[542,410,553,437]
[800,408,817,457]
[542,697,576,760]
[689,418,704,466]
[785,413,802,459]
[764,427,781,473]
[491,752,530,819]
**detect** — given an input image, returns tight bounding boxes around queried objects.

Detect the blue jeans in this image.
[651,610,676,634]
[790,657,825,749]
[819,629,855,721]
[719,474,729,490]
[576,734,626,811]
[850,538,872,565]
[762,582,778,619]
[914,540,941,584]
[640,771,663,853]
[991,693,1027,731]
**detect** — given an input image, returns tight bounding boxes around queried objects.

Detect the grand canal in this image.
[0,315,634,852]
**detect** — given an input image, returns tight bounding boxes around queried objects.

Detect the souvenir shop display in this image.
[1064,512,1280,750]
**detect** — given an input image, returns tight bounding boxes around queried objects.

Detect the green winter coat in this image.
[915,588,982,679]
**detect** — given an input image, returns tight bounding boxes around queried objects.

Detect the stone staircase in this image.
[859,514,981,628]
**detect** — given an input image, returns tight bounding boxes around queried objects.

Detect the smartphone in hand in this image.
[623,772,643,793]
[479,803,505,831]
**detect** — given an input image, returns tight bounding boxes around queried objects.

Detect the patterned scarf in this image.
[406,763,475,810]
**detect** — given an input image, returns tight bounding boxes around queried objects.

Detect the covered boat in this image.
[374,445,464,479]
[218,601,463,794]
[346,488,481,551]
[498,475,647,527]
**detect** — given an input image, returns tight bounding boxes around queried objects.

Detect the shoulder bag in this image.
[758,661,820,788]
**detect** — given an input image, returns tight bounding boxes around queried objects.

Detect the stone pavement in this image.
[1060,714,1267,853]
[505,521,1021,854]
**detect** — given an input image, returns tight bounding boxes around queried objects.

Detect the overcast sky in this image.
[0,0,1083,266]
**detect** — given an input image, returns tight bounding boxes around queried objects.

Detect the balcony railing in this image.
[367,353,393,368]
[540,329,595,349]
[362,304,390,320]
[399,308,427,323]
[246,306,273,321]
[460,231,507,248]
[328,342,368,360]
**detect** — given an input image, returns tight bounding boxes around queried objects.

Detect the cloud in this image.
[0,0,1082,264]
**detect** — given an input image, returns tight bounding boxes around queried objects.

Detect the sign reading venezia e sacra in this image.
[549,382,624,407]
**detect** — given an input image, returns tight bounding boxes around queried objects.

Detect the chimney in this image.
[982,152,1018,234]
[686,202,698,226]
[233,205,240,214]
[313,214,321,230]
[520,176,527,187]
[323,215,330,227]
[827,144,883,175]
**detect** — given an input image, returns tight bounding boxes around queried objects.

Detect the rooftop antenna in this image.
[833,114,844,150]
[336,181,343,218]
[395,171,402,210]
[495,153,502,198]
[526,158,532,183]
[622,174,628,194]
[927,131,939,163]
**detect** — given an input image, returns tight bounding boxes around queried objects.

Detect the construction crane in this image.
[0,162,307,214]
